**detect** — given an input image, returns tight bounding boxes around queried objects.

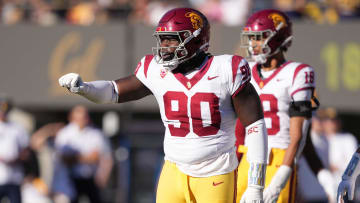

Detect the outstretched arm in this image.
[58,73,151,103]
[113,75,152,103]
[232,82,268,203]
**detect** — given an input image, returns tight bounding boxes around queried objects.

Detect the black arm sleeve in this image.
[289,101,312,118]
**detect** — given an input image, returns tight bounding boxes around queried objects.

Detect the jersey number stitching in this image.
[163,91,221,137]
[305,71,314,84]
[260,94,280,136]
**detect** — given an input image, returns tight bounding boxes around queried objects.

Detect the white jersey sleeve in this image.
[290,64,315,101]
[226,55,251,96]
[134,55,155,90]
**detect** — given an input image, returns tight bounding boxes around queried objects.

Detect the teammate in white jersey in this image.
[58,8,268,203]
[235,9,319,203]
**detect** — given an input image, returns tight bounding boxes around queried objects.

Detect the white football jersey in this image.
[246,61,315,150]
[135,54,250,177]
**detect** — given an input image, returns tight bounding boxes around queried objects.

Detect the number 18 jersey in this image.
[135,54,250,177]
[247,61,315,150]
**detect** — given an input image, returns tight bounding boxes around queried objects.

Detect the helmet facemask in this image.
[152,28,206,71]
[241,22,293,64]
[241,29,275,64]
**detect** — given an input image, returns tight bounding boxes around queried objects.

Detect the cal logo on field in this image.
[268,13,287,28]
[185,12,203,30]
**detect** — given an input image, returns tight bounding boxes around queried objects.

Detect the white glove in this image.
[337,178,356,203]
[58,73,118,104]
[240,186,263,203]
[58,73,88,94]
[317,169,336,203]
[263,165,292,203]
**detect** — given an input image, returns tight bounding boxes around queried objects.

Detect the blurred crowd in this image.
[0,96,131,203]
[1,0,360,26]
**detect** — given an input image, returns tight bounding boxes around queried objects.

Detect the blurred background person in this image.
[297,112,335,203]
[31,122,65,187]
[52,105,113,203]
[0,95,30,203]
[272,0,307,18]
[322,108,358,185]
[28,122,65,203]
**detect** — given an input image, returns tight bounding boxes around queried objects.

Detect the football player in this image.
[235,9,319,203]
[58,8,268,203]
[337,146,360,203]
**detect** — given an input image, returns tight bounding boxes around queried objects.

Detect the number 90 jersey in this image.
[247,61,315,150]
[135,54,250,177]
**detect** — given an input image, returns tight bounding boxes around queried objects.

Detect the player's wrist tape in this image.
[248,162,266,188]
[245,119,268,163]
[272,165,292,189]
[80,80,118,104]
[343,150,360,179]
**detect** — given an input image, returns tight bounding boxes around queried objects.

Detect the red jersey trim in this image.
[292,64,309,85]
[290,87,314,98]
[232,55,244,83]
[144,55,154,78]
[134,61,141,75]
[231,79,250,99]
[173,56,214,90]
[252,61,292,88]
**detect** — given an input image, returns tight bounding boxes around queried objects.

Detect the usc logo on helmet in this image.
[185,12,203,30]
[268,13,287,28]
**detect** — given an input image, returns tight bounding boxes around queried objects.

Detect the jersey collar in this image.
[173,56,214,90]
[252,61,292,89]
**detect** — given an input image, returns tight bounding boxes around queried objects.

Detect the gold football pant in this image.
[236,145,297,203]
[156,160,237,203]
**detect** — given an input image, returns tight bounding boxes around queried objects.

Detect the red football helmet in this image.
[153,8,210,70]
[241,9,292,64]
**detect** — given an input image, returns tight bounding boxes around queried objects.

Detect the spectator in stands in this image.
[0,95,30,203]
[190,0,251,26]
[1,1,22,25]
[272,0,307,18]
[51,105,112,203]
[28,0,58,26]
[127,0,150,24]
[333,0,360,19]
[146,0,182,25]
